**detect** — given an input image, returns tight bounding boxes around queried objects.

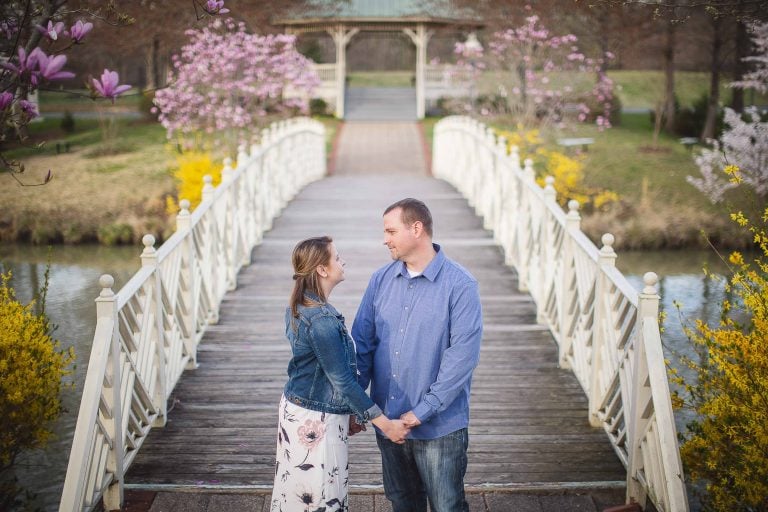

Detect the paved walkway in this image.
[122,122,626,511]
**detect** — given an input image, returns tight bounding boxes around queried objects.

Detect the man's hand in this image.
[400,411,422,428]
[349,415,367,436]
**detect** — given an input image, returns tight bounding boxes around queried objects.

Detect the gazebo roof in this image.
[274,0,480,26]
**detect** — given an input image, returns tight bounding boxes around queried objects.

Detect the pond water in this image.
[0,244,729,510]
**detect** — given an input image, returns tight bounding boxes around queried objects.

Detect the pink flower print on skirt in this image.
[270,395,349,511]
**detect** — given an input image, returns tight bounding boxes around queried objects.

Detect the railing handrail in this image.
[59,117,326,512]
[432,115,689,512]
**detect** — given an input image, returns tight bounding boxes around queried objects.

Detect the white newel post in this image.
[589,233,617,427]
[99,275,124,511]
[221,157,238,291]
[558,200,581,369]
[141,234,168,427]
[629,272,689,511]
[176,199,199,370]
[536,176,557,324]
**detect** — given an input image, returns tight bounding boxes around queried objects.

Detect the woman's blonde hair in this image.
[289,236,333,321]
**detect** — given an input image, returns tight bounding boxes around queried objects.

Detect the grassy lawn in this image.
[38,88,143,112]
[1,114,342,245]
[348,70,767,110]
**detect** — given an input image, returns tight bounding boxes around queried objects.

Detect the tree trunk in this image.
[701,17,723,141]
[144,36,160,91]
[731,16,748,112]
[663,18,676,133]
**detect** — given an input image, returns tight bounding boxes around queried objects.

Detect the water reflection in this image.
[0,246,732,510]
[0,244,139,511]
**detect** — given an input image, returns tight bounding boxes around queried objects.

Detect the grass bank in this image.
[1,115,340,245]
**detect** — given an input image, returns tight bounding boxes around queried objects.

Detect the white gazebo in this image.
[274,0,481,119]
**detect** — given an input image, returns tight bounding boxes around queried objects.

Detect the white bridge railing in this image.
[433,116,689,512]
[59,117,326,512]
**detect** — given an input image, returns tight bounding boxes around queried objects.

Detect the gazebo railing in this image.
[433,116,689,512]
[58,117,326,512]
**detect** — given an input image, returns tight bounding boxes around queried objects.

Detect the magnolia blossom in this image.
[69,20,93,43]
[1,47,43,77]
[92,69,131,102]
[154,18,319,141]
[36,20,65,41]
[0,92,13,111]
[36,52,75,81]
[205,0,230,14]
[19,99,38,119]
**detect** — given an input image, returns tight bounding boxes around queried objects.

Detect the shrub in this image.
[0,270,74,473]
[97,223,134,245]
[671,207,768,510]
[309,98,328,117]
[60,111,75,134]
[495,126,620,213]
[165,150,222,214]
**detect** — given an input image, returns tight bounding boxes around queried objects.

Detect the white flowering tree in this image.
[687,21,768,204]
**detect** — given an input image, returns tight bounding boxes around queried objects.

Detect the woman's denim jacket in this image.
[283,294,382,422]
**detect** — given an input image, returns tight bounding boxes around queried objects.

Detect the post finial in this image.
[568,199,580,213]
[99,274,115,298]
[599,233,617,263]
[179,199,191,214]
[643,271,659,295]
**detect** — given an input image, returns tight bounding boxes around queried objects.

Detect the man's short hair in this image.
[384,198,433,237]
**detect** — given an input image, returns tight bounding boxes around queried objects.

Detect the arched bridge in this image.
[59,116,688,512]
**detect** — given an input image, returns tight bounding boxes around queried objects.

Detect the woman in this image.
[270,236,409,512]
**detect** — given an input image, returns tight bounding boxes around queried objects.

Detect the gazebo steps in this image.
[345,86,417,120]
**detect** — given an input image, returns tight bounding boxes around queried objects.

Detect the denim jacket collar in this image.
[300,291,340,317]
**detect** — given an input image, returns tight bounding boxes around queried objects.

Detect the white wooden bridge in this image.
[58,116,688,512]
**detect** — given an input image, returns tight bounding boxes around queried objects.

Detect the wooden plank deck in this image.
[126,123,625,495]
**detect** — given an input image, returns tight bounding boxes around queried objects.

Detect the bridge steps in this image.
[124,123,626,509]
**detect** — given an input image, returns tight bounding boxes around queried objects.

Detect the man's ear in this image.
[412,221,423,238]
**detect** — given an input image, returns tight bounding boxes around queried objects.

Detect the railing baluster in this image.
[60,118,326,512]
[432,115,688,512]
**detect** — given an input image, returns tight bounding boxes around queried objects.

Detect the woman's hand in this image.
[372,416,410,444]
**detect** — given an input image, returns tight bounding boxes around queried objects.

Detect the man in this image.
[351,198,483,512]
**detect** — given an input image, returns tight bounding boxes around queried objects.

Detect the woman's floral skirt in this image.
[269,394,349,512]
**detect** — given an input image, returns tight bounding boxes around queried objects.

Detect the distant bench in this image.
[679,137,698,152]
[557,137,595,152]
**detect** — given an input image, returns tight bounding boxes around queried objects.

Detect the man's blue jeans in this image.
[376,428,469,512]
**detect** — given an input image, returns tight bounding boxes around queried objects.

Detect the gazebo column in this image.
[329,25,359,118]
[404,24,433,119]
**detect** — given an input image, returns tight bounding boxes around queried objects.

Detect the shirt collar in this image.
[396,243,444,282]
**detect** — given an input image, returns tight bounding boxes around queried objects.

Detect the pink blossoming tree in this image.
[153,17,319,150]
[453,7,615,130]
[0,0,230,185]
[687,21,768,203]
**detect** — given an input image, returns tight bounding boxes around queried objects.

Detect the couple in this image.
[270,198,483,512]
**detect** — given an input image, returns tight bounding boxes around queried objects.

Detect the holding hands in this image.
[351,415,412,444]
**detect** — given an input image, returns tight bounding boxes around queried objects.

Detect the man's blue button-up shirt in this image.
[351,244,483,440]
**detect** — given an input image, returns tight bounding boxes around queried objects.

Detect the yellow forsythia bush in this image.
[165,150,222,215]
[495,126,619,212]
[0,271,74,471]
[671,206,768,510]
